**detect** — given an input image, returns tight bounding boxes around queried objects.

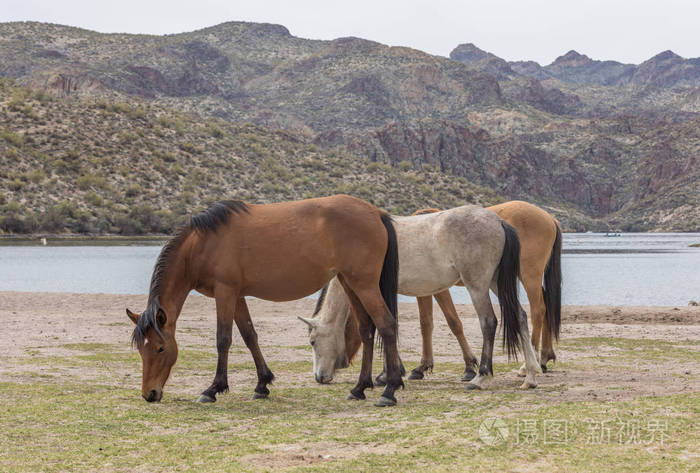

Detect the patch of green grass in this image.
[0,379,696,473]
[560,337,700,362]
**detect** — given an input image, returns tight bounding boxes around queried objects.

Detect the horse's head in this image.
[298,280,352,384]
[299,315,348,384]
[126,305,179,402]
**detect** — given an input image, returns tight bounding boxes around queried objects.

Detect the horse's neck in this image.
[318,277,352,328]
[156,245,194,326]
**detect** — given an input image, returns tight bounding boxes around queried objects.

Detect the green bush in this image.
[1,129,24,147]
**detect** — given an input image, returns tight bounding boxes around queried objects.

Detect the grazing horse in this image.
[300,205,542,391]
[408,201,562,379]
[126,195,403,407]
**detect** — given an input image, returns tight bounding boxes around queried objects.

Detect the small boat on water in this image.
[604,231,622,237]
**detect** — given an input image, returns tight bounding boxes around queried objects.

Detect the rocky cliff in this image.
[0,21,698,231]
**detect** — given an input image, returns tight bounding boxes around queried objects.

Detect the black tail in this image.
[376,213,399,353]
[543,223,562,341]
[497,221,522,360]
[379,213,399,319]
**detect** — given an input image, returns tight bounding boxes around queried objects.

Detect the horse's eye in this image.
[157,347,165,353]
[310,340,315,347]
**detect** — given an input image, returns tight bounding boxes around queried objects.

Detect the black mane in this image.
[131,200,249,348]
[312,284,329,318]
[190,200,249,234]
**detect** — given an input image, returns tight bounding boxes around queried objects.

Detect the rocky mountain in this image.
[0,21,698,232]
[0,78,502,234]
[493,47,700,89]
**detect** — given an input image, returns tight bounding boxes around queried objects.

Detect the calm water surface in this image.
[0,233,698,306]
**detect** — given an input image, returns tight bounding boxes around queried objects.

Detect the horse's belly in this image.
[398,258,459,297]
[242,264,334,302]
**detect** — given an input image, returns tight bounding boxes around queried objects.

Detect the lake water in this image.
[0,233,699,306]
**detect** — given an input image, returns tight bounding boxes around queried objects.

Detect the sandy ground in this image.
[1,291,699,405]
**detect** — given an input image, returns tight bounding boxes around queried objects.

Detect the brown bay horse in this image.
[126,195,402,407]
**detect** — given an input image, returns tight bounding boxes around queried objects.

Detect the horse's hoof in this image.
[520,380,537,389]
[375,396,396,407]
[252,391,269,400]
[541,364,548,373]
[196,394,216,403]
[465,382,482,391]
[461,370,476,382]
[407,370,424,380]
[346,392,364,401]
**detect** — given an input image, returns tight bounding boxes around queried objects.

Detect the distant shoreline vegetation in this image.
[0,79,514,236]
[1,78,697,234]
[0,235,168,246]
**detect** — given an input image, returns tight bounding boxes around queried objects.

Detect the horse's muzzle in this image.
[315,373,333,384]
[143,389,162,402]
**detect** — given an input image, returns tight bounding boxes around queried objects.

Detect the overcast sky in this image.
[2,0,698,65]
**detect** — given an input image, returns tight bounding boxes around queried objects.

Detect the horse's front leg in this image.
[234,297,275,399]
[197,289,235,403]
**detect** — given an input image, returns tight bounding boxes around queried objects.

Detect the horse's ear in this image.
[297,316,319,328]
[126,309,139,324]
[156,308,167,327]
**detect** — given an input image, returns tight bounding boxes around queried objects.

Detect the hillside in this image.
[0,21,698,231]
[0,79,503,234]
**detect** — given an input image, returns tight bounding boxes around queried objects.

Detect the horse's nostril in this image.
[144,389,160,402]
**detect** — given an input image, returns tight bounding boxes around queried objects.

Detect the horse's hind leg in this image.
[515,304,541,389]
[493,281,541,388]
[338,277,376,401]
[347,282,403,407]
[434,290,479,381]
[407,295,434,380]
[234,297,275,399]
[197,288,236,403]
[521,270,555,374]
[465,289,497,391]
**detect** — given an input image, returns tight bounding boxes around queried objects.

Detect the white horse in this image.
[299,205,542,391]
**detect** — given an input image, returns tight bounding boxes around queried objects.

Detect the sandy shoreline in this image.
[1,291,698,358]
[1,291,699,408]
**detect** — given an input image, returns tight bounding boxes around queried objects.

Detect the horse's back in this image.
[394,205,505,295]
[487,201,558,271]
[195,195,388,301]
[437,205,505,279]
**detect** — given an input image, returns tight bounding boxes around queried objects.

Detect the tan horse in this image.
[407,201,562,380]
[125,195,403,407]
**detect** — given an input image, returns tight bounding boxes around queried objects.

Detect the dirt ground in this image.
[1,291,698,404]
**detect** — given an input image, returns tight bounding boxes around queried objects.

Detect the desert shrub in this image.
[85,192,103,207]
[179,142,201,154]
[1,129,24,147]
[40,200,81,232]
[206,123,224,138]
[4,148,20,161]
[8,179,24,191]
[24,168,46,184]
[76,174,106,190]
